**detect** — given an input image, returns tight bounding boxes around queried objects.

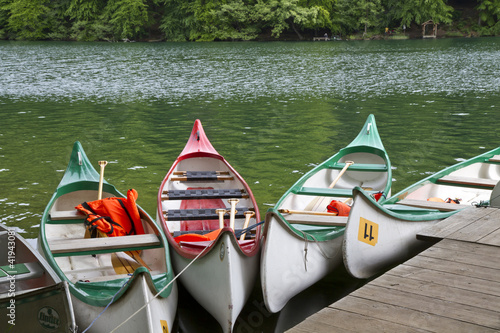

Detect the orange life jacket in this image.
[75,189,145,237]
[326,200,351,216]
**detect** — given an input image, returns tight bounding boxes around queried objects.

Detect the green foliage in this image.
[2,0,51,40]
[476,0,500,27]
[383,0,453,28]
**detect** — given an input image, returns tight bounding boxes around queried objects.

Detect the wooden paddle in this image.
[279,209,338,216]
[239,211,255,241]
[304,161,354,211]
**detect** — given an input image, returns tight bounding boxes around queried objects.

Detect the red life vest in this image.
[75,189,145,237]
[326,200,351,216]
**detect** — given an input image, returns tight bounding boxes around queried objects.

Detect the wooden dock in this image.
[286,207,500,332]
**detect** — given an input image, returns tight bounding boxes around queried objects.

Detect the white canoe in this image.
[261,114,392,313]
[39,142,178,332]
[157,119,262,332]
[343,147,500,279]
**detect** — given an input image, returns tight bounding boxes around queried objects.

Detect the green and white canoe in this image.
[261,114,391,313]
[343,147,500,279]
[38,142,177,333]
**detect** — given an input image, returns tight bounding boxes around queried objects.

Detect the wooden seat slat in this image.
[170,171,233,182]
[49,234,161,256]
[162,188,248,200]
[163,207,252,221]
[285,214,347,226]
[437,175,498,188]
[328,163,388,172]
[50,210,85,220]
[395,199,464,211]
[488,155,500,163]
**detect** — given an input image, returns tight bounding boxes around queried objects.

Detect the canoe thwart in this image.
[488,155,500,163]
[284,214,348,226]
[49,233,161,256]
[327,162,388,172]
[50,210,86,220]
[170,171,233,182]
[395,198,465,211]
[163,207,252,221]
[437,175,498,188]
[162,188,248,200]
[172,228,254,237]
[294,187,354,197]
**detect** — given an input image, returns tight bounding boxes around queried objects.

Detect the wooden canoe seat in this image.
[395,199,464,211]
[328,162,388,172]
[50,210,86,220]
[49,234,161,257]
[437,176,498,189]
[162,188,248,200]
[179,239,254,250]
[163,207,251,221]
[171,171,233,182]
[172,229,254,238]
[489,155,500,163]
[285,214,347,226]
[295,187,354,198]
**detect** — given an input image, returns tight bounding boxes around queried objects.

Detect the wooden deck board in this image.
[287,208,500,332]
[416,207,494,241]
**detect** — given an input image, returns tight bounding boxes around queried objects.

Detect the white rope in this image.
[109,242,212,332]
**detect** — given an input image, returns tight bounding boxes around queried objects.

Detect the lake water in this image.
[1,37,499,332]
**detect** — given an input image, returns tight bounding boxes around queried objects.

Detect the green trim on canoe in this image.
[355,187,458,221]
[40,141,175,307]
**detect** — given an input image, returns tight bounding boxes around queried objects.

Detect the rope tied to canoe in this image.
[296,230,333,272]
[108,242,213,333]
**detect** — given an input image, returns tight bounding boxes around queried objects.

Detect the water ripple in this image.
[0,39,499,103]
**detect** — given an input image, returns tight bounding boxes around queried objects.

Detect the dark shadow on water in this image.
[175,265,368,332]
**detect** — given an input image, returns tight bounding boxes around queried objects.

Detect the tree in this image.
[383,0,453,29]
[105,0,149,40]
[2,0,50,39]
[476,0,500,27]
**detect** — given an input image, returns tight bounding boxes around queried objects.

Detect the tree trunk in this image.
[290,21,303,40]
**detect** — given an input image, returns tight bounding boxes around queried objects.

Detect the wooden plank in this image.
[351,284,500,330]
[446,208,500,243]
[335,293,499,333]
[286,306,422,333]
[478,227,500,246]
[50,210,86,220]
[50,234,160,254]
[418,242,500,271]
[396,198,464,211]
[371,273,500,313]
[387,264,500,297]
[437,175,498,188]
[488,155,500,163]
[285,214,347,226]
[417,207,495,240]
[404,252,500,283]
[432,238,500,258]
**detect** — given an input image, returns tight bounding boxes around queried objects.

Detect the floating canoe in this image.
[157,120,262,333]
[0,224,77,333]
[261,114,391,313]
[38,142,177,333]
[343,147,500,279]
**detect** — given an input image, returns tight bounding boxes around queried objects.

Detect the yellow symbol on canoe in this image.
[161,320,169,333]
[358,217,378,246]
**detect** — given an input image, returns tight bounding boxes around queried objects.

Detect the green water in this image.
[1,38,500,331]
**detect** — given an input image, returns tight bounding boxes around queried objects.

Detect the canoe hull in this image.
[261,211,343,313]
[171,231,258,332]
[72,273,178,333]
[343,189,439,279]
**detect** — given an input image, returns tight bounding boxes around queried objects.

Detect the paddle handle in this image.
[98,160,108,200]
[228,199,239,230]
[216,209,227,229]
[279,209,338,216]
[328,161,354,189]
[240,211,255,241]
